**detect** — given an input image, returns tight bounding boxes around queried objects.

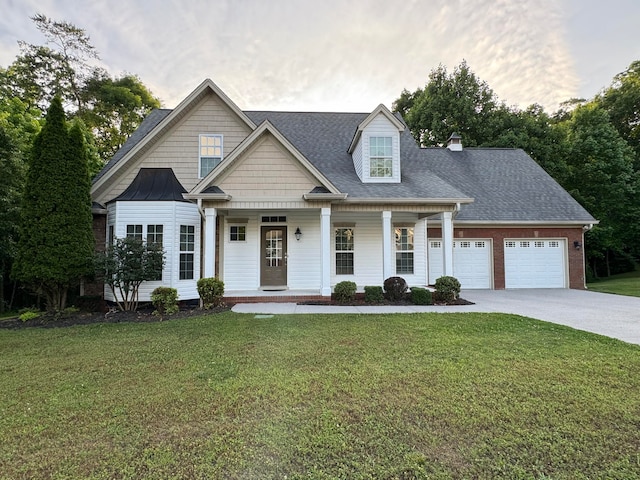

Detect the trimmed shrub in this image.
[383,276,408,301]
[334,281,357,304]
[434,276,461,303]
[151,287,179,316]
[411,287,433,305]
[364,286,384,304]
[197,277,225,309]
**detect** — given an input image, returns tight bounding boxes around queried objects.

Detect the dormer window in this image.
[369,136,393,178]
[199,134,223,178]
[348,105,404,184]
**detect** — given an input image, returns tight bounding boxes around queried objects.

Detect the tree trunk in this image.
[606,249,611,277]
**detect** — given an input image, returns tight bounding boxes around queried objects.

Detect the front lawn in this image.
[1,312,639,479]
[588,268,640,297]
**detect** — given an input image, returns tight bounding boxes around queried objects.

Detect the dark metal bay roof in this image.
[109,168,190,203]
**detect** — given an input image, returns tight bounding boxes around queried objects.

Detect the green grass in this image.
[1,312,640,479]
[588,269,640,297]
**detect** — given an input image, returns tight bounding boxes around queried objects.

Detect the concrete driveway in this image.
[232,289,640,346]
[460,289,640,346]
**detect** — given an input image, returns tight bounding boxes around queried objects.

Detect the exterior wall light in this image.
[294,227,302,241]
[573,241,582,250]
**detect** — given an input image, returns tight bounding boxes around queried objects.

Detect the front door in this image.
[261,226,287,288]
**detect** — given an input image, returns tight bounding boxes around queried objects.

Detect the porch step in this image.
[224,295,328,304]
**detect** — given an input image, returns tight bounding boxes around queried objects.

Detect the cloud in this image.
[1,0,581,112]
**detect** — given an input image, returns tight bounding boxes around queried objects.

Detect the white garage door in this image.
[504,239,566,288]
[428,240,492,289]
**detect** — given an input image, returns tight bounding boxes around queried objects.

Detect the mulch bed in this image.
[2,295,473,330]
[0,305,230,330]
[298,295,474,307]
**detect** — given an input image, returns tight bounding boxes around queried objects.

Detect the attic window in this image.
[199,134,223,178]
[369,137,393,178]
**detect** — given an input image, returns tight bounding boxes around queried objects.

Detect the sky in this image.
[0,0,638,113]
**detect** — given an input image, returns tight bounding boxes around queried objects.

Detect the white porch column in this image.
[422,217,429,285]
[204,208,217,278]
[442,211,454,276]
[320,207,332,296]
[382,211,393,279]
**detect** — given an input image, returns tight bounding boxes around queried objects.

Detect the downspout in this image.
[582,224,594,289]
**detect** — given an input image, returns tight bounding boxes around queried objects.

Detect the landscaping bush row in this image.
[333,275,461,305]
[147,277,225,317]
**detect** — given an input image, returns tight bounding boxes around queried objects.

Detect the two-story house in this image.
[90,79,597,303]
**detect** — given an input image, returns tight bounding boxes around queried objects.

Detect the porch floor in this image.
[224,289,328,304]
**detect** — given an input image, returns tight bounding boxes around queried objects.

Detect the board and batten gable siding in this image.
[104,201,201,302]
[96,94,253,204]
[217,133,319,200]
[362,113,401,183]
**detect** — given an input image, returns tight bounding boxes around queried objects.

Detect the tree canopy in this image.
[395,61,640,276]
[12,97,95,311]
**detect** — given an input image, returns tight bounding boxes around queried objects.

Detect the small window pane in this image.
[230,225,246,242]
[126,224,143,240]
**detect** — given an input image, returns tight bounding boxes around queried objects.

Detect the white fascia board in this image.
[347,104,405,153]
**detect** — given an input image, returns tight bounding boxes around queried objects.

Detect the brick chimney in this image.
[446,132,462,151]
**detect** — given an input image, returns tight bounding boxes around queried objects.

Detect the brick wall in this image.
[427,226,586,289]
[83,214,106,297]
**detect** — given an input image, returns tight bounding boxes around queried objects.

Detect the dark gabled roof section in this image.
[93,109,172,184]
[202,185,226,194]
[109,168,190,203]
[424,148,597,223]
[244,111,470,202]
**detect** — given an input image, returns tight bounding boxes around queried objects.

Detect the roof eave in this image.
[303,193,349,201]
[449,219,600,226]
[183,193,232,201]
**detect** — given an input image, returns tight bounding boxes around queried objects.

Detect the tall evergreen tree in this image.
[12,97,94,311]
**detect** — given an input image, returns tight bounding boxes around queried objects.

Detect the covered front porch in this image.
[201,201,459,299]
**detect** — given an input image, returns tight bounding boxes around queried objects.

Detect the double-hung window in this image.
[147,225,164,280]
[199,134,223,178]
[369,136,393,178]
[395,227,414,274]
[335,227,355,275]
[179,225,195,280]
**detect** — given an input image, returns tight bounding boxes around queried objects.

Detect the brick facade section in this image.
[427,226,587,289]
[84,214,107,297]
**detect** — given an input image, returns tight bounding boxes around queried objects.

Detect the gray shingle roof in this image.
[423,148,596,222]
[93,108,172,183]
[94,107,596,223]
[245,111,469,201]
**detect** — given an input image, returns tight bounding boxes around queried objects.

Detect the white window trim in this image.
[229,224,247,243]
[394,226,415,275]
[363,134,400,183]
[334,226,355,276]
[199,134,224,178]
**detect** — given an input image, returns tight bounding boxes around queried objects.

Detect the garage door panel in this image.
[504,239,566,288]
[428,239,492,289]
